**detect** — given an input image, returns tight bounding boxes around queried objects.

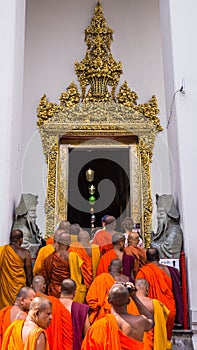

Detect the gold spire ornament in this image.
[75,0,122,102]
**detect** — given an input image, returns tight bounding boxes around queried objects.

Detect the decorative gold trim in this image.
[37,1,162,245]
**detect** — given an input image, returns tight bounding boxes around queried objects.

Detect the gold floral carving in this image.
[37,0,162,244]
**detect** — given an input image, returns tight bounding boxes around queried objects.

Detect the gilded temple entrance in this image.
[67,146,131,231]
[36,1,163,247]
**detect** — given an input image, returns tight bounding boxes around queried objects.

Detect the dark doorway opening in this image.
[67,147,130,231]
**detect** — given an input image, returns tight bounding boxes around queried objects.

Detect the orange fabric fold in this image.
[124,246,146,276]
[46,296,73,350]
[0,306,12,348]
[92,230,113,255]
[1,320,24,349]
[86,273,115,324]
[96,249,117,275]
[33,244,55,276]
[81,314,144,350]
[136,263,176,340]
[69,242,93,288]
[0,245,26,309]
[40,252,70,298]
[35,293,73,350]
[24,326,50,350]
[46,237,54,245]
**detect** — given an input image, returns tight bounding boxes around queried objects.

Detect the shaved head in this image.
[16,287,35,299]
[32,275,46,293]
[135,278,149,290]
[30,296,52,312]
[78,230,90,242]
[10,229,23,243]
[146,248,160,262]
[58,220,70,231]
[108,259,123,274]
[54,229,67,242]
[61,279,76,295]
[108,284,129,306]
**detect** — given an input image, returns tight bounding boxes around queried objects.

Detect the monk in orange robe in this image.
[32,276,73,350]
[87,259,134,324]
[1,296,52,350]
[0,230,32,309]
[69,230,100,289]
[136,248,176,343]
[96,233,134,280]
[135,278,170,350]
[92,216,116,255]
[0,287,36,349]
[83,283,154,350]
[124,231,146,277]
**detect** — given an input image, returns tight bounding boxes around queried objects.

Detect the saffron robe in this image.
[0,245,26,309]
[81,313,144,350]
[41,252,70,298]
[96,248,134,281]
[46,296,73,350]
[0,306,12,348]
[124,246,146,277]
[33,244,55,276]
[136,263,176,340]
[86,273,115,324]
[69,242,100,288]
[1,320,50,350]
[92,230,113,255]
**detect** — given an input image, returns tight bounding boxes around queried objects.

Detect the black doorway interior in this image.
[67,147,130,231]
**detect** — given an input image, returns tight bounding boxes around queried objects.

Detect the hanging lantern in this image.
[89,195,96,205]
[86,168,94,182]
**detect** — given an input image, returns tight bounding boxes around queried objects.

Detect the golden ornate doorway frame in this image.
[38,101,160,247]
[36,1,162,247]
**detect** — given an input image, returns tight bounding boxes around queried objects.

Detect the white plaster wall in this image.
[168,0,197,334]
[0,0,26,244]
[159,0,197,339]
[22,0,171,234]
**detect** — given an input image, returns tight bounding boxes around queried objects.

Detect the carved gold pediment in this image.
[37,1,163,247]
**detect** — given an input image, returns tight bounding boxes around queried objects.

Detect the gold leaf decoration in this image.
[37,94,60,126]
[59,82,81,108]
[75,1,122,102]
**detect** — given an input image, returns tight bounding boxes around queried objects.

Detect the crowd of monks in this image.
[0,215,184,349]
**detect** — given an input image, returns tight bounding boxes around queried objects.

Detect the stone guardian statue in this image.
[151,194,183,259]
[12,194,43,262]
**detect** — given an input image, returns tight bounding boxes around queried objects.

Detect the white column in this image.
[160,0,197,346]
[0,0,26,244]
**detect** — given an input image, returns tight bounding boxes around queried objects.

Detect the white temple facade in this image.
[0,0,197,346]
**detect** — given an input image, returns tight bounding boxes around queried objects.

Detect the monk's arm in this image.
[83,315,90,336]
[24,251,33,286]
[35,332,46,350]
[131,294,154,331]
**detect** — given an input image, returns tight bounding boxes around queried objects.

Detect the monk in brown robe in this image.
[124,231,146,277]
[0,229,32,309]
[33,228,66,276]
[1,296,52,350]
[40,233,71,298]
